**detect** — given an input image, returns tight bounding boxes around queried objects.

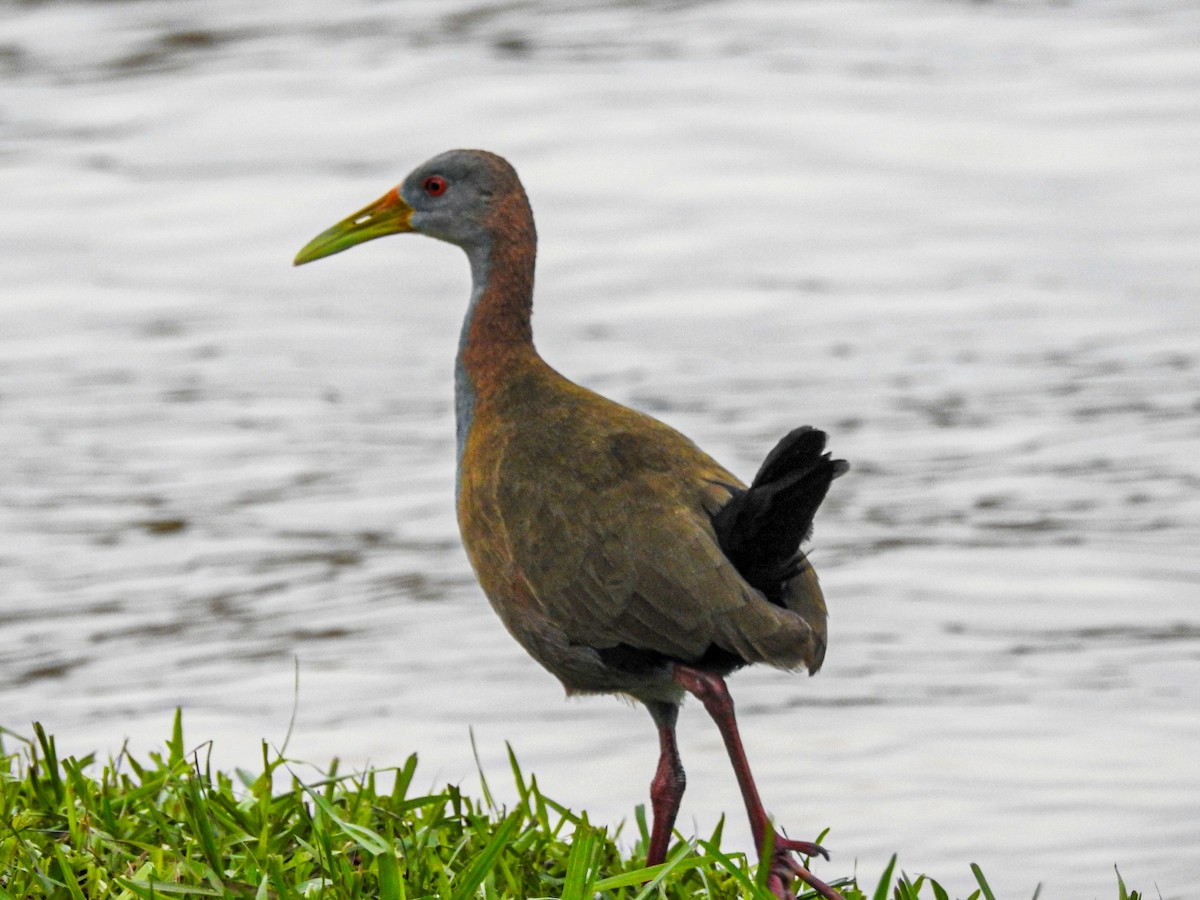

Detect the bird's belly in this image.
[456,458,684,700]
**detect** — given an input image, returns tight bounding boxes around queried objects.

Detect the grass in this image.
[0,712,1141,900]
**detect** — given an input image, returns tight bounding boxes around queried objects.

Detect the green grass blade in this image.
[391,752,419,804]
[378,846,403,900]
[506,741,529,809]
[970,862,997,900]
[181,766,223,876]
[31,722,65,806]
[116,879,225,897]
[592,852,718,891]
[168,708,185,767]
[697,834,762,898]
[469,727,496,813]
[279,655,301,757]
[755,827,776,890]
[299,780,392,855]
[50,843,86,900]
[448,810,522,900]
[871,853,898,900]
[631,842,706,900]
[561,823,599,900]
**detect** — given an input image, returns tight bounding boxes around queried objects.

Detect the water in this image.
[2,1,1199,896]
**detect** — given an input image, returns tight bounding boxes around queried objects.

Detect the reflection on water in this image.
[2,1,1199,897]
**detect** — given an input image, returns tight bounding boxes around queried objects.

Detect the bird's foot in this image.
[773,834,829,861]
[762,834,842,900]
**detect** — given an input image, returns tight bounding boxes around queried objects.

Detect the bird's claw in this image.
[763,834,842,900]
[775,835,830,861]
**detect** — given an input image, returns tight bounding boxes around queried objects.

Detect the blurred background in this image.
[2,1,1198,896]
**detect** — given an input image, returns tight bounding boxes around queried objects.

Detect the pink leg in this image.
[674,665,842,900]
[645,701,686,866]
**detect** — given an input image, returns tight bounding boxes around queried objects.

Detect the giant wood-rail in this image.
[295,150,848,900]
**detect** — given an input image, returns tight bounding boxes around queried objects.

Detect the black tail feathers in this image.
[711,426,848,603]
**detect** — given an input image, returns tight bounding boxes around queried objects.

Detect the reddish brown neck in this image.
[465,234,534,349]
[455,196,539,460]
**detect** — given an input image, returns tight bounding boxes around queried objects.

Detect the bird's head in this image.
[294,149,528,266]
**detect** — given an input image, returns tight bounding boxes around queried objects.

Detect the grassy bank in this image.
[1,714,1139,899]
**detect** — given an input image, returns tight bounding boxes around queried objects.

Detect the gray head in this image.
[294,149,533,266]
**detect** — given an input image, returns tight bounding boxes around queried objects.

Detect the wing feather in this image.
[489,383,820,671]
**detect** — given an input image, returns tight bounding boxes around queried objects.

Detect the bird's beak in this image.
[293,187,414,266]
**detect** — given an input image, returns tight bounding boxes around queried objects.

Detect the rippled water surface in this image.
[2,1,1199,896]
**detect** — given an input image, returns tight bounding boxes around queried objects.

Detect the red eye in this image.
[423,176,447,196]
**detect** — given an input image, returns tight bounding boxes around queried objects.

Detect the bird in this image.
[294,150,848,900]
